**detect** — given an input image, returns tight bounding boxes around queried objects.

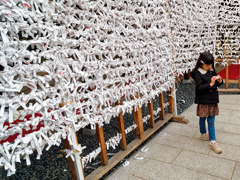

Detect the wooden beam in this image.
[96,124,108,165]
[220,79,240,84]
[218,89,240,92]
[167,88,174,114]
[63,138,80,180]
[86,114,173,180]
[63,133,85,180]
[225,56,229,89]
[171,115,189,124]
[147,99,155,128]
[116,100,127,150]
[215,58,239,62]
[159,93,165,120]
[132,92,144,139]
[227,80,239,84]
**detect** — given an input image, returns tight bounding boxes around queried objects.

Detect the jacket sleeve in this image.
[215,79,224,86]
[195,73,211,92]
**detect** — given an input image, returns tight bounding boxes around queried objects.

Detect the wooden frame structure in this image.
[62,87,189,180]
[215,57,240,92]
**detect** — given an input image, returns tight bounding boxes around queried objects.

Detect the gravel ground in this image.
[0,80,218,180]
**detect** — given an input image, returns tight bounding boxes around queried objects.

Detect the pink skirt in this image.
[197,104,219,118]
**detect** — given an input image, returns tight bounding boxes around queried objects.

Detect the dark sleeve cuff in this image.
[216,79,224,86]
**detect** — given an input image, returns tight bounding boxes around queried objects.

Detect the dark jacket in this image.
[191,68,223,104]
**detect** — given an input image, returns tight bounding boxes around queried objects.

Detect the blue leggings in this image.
[199,116,215,141]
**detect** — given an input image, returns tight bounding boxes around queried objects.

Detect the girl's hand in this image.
[210,76,216,87]
[215,75,222,83]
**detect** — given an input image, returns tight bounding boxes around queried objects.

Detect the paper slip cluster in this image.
[215,1,240,64]
[0,0,239,176]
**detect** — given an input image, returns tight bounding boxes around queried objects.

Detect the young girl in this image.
[191,52,223,154]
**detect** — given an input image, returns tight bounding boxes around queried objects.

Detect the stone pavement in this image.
[105,94,240,180]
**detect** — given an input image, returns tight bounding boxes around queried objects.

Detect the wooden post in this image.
[159,93,165,120]
[116,100,127,150]
[225,55,229,89]
[63,131,85,180]
[147,99,154,128]
[172,83,177,115]
[132,92,144,139]
[63,139,79,180]
[167,88,174,114]
[96,124,108,165]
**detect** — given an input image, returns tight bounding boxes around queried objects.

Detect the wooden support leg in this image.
[133,93,144,139]
[167,88,174,114]
[63,139,79,180]
[96,124,108,165]
[63,131,85,180]
[116,100,127,150]
[171,115,189,124]
[147,99,154,128]
[226,56,229,89]
[159,93,165,120]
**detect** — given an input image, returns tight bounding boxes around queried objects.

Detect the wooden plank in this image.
[220,80,239,84]
[227,80,239,84]
[215,58,239,62]
[96,124,108,165]
[171,115,189,124]
[215,59,223,62]
[132,92,144,139]
[159,93,165,120]
[218,89,240,92]
[167,88,174,114]
[148,99,155,128]
[116,100,127,150]
[86,114,174,180]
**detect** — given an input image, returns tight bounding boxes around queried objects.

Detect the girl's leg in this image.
[207,116,216,141]
[199,117,207,134]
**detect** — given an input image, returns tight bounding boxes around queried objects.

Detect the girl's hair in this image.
[191,52,216,74]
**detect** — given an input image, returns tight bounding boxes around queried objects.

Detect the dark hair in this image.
[191,52,216,74]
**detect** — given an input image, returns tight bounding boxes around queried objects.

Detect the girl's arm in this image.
[215,75,224,86]
[195,73,213,92]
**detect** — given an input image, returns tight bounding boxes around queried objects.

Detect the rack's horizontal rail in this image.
[218,89,240,92]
